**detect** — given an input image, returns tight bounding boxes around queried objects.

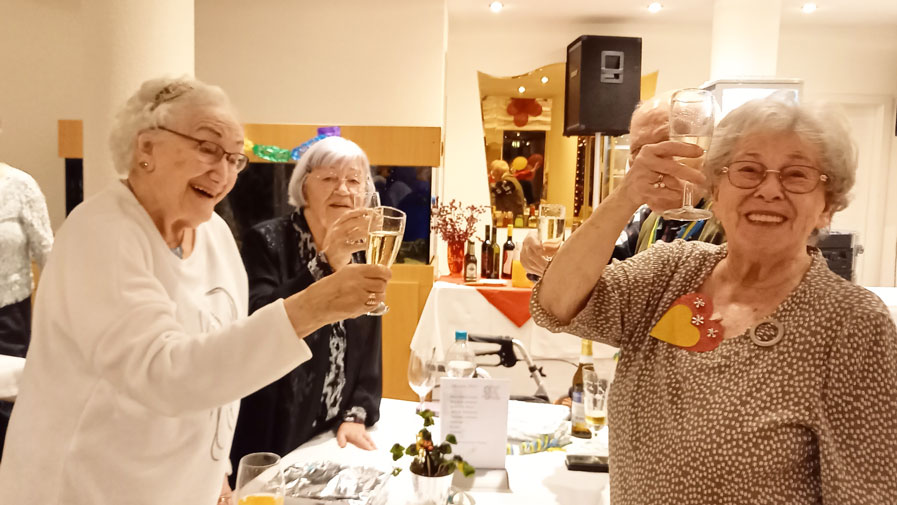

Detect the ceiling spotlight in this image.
[801,2,817,13]
[540,76,549,84]
[647,2,663,13]
[489,1,503,13]
[518,86,526,94]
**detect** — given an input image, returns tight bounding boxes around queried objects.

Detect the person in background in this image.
[230,137,382,484]
[490,159,526,217]
[0,77,391,505]
[520,92,725,277]
[0,145,53,459]
[534,96,897,503]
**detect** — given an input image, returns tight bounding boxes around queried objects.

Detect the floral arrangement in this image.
[431,199,488,244]
[390,410,475,477]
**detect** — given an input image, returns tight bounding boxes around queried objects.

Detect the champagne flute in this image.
[365,206,405,316]
[352,191,381,209]
[538,203,566,259]
[662,88,715,221]
[583,368,610,444]
[407,347,437,413]
[235,452,285,505]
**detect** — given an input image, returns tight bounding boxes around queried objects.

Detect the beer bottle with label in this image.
[570,339,594,439]
[464,239,478,282]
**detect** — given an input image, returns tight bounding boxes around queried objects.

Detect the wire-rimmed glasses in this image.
[662,88,716,222]
[722,162,828,194]
[157,127,250,172]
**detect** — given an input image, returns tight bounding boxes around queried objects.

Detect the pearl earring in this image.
[139,161,149,169]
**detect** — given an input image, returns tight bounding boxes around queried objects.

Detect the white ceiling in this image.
[449,0,897,26]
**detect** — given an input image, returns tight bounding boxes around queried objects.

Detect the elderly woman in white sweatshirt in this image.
[0,77,391,505]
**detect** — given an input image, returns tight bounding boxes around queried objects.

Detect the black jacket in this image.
[229,213,382,479]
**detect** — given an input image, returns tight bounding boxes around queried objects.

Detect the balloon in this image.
[527,100,543,116]
[513,113,528,127]
[507,101,520,116]
[510,156,528,173]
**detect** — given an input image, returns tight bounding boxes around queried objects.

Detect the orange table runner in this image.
[438,276,533,327]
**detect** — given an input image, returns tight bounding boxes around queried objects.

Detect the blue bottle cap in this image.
[454,330,468,341]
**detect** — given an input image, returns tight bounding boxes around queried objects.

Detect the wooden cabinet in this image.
[381,264,434,401]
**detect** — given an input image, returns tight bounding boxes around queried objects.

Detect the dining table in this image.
[281,398,610,505]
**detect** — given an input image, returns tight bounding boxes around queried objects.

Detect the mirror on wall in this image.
[478,63,576,228]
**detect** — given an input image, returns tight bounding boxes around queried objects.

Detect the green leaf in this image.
[439,443,452,454]
[420,429,432,441]
[391,467,402,476]
[445,434,457,444]
[461,461,476,477]
[405,445,417,457]
[390,444,405,461]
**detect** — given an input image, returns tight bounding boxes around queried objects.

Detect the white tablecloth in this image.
[281,398,609,505]
[0,354,25,401]
[409,281,616,400]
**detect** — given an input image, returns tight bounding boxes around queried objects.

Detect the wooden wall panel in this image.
[58,121,441,167]
[381,264,435,401]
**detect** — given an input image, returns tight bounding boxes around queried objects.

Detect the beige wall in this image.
[0,0,85,230]
[195,0,447,127]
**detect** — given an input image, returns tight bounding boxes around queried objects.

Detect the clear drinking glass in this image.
[662,88,716,222]
[538,203,566,259]
[352,191,381,209]
[583,368,611,442]
[365,206,406,316]
[407,347,437,413]
[235,452,285,505]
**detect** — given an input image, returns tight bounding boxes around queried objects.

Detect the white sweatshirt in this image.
[0,181,311,505]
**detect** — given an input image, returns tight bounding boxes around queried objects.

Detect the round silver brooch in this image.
[749,318,785,347]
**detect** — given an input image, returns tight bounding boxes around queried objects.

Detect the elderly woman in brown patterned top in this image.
[534,95,897,504]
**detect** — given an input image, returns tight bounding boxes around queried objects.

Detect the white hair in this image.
[108,76,238,177]
[287,136,375,208]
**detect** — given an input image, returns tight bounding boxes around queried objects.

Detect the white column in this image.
[710,0,782,80]
[82,0,194,197]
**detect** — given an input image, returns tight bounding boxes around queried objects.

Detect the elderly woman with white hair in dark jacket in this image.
[534,95,897,504]
[229,136,384,484]
[0,77,390,505]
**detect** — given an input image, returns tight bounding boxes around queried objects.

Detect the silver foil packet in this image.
[284,460,393,505]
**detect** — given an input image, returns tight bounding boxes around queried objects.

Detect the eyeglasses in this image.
[722,161,828,194]
[309,169,365,194]
[157,127,249,173]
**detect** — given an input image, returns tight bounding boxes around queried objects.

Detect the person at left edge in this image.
[0,77,391,505]
[230,137,382,485]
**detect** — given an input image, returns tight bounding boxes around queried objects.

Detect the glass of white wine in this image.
[662,88,715,222]
[235,452,285,505]
[407,347,437,413]
[352,191,381,210]
[538,203,566,260]
[583,368,610,443]
[366,206,405,316]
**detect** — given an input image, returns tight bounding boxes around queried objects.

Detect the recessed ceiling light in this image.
[801,2,817,13]
[489,1,503,13]
[647,2,663,13]
[518,86,526,94]
[540,76,549,84]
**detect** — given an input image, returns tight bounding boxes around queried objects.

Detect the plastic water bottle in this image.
[445,330,477,378]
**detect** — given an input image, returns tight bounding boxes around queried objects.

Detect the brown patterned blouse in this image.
[532,239,897,504]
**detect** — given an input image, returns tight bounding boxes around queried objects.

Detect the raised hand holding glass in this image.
[662,88,716,221]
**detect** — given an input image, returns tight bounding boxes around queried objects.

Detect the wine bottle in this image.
[501,225,515,279]
[464,239,478,282]
[490,226,501,279]
[481,225,492,278]
[570,339,594,439]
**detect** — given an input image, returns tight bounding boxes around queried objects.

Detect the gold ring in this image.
[365,293,378,306]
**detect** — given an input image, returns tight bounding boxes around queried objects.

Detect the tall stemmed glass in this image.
[235,452,285,505]
[538,203,566,259]
[662,88,715,221]
[365,206,405,316]
[352,191,381,210]
[407,347,437,413]
[583,369,611,446]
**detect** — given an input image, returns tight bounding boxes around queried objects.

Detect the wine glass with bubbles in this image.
[662,88,715,222]
[365,206,405,316]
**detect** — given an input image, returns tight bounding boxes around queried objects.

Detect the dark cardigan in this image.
[229,212,382,480]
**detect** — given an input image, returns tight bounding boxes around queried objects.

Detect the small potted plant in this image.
[390,409,475,505]
[431,199,488,276]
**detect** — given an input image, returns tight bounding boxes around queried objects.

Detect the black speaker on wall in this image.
[564,35,642,137]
